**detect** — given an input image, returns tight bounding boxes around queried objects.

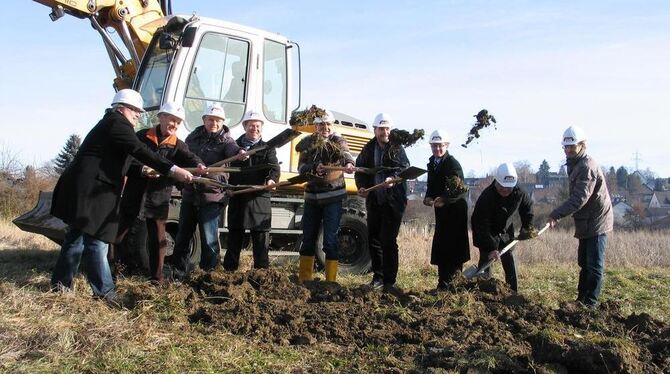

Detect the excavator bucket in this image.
[12,191,67,244]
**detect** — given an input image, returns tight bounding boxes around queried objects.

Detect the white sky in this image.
[1,1,668,177]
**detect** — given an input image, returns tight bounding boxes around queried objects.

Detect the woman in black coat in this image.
[223,111,280,271]
[423,130,470,288]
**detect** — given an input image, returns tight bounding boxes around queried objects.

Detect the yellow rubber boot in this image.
[298,256,314,283]
[325,260,338,282]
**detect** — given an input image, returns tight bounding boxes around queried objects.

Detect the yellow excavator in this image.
[15,0,373,273]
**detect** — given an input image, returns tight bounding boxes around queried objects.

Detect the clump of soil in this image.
[177,269,668,373]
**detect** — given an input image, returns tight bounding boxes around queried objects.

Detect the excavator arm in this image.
[33,0,170,89]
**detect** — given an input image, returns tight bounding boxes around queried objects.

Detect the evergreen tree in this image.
[606,166,618,194]
[54,134,81,175]
[536,159,551,185]
[616,166,629,190]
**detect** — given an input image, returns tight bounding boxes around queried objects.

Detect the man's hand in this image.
[384,177,395,188]
[344,162,355,174]
[423,197,434,206]
[315,163,326,176]
[548,218,559,228]
[433,197,445,208]
[488,250,501,261]
[172,167,193,183]
[265,179,277,191]
[237,149,249,161]
[194,163,208,176]
[358,187,369,198]
[518,225,539,240]
[142,166,160,179]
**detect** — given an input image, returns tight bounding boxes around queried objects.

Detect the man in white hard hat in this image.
[423,130,470,288]
[548,126,613,307]
[50,90,194,304]
[172,103,247,277]
[471,163,537,292]
[355,113,410,290]
[223,110,280,271]
[295,109,355,283]
[114,102,206,285]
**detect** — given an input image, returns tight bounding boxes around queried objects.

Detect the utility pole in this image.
[632,151,642,172]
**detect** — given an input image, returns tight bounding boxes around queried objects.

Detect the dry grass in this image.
[398,225,670,268]
[0,219,669,372]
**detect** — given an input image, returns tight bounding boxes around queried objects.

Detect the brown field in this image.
[1,219,669,373]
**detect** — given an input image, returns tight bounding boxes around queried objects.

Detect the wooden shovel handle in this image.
[209,147,266,168]
[230,180,290,196]
[363,177,403,193]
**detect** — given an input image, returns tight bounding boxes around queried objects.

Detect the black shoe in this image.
[383,283,402,293]
[369,279,384,290]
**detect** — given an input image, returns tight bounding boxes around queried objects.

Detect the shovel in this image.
[322,165,401,175]
[191,177,256,190]
[184,164,280,174]
[363,166,426,193]
[464,223,550,279]
[230,174,314,196]
[209,128,301,167]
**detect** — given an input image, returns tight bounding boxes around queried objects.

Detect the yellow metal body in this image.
[33,0,165,88]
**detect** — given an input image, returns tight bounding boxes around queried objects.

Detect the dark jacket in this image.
[51,110,174,243]
[354,138,410,213]
[426,153,470,266]
[296,132,354,205]
[550,153,613,239]
[471,181,534,252]
[181,125,241,204]
[120,126,202,219]
[227,135,280,230]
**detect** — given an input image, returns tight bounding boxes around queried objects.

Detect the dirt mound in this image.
[173,269,668,373]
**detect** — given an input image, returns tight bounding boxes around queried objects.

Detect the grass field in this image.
[1,219,669,373]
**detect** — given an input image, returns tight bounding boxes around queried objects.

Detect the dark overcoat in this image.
[51,110,173,243]
[227,135,280,230]
[354,138,410,213]
[120,126,202,220]
[471,181,534,252]
[425,153,470,266]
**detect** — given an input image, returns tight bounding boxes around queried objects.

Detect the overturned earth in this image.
[123,268,669,373]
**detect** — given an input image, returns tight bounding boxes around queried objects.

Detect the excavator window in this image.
[262,39,288,124]
[183,32,250,131]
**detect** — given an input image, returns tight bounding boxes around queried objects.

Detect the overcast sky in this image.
[1,1,668,177]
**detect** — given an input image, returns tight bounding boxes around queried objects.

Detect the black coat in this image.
[51,110,174,243]
[425,153,470,266]
[354,138,410,213]
[120,126,202,220]
[181,125,241,204]
[227,135,280,230]
[471,181,534,252]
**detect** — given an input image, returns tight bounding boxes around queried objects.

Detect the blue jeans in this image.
[51,227,115,297]
[577,234,607,306]
[173,201,222,271]
[300,200,343,260]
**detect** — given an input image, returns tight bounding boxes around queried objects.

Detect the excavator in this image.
[15,0,373,274]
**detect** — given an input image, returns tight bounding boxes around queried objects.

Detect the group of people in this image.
[48,89,613,308]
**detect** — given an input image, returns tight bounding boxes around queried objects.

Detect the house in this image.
[612,201,633,226]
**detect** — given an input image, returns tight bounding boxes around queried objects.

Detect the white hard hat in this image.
[158,101,185,121]
[372,113,394,128]
[242,110,264,125]
[314,109,335,124]
[111,89,145,112]
[561,125,586,146]
[202,103,226,121]
[429,130,449,144]
[495,162,518,188]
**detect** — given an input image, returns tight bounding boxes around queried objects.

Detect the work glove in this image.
[518,225,539,240]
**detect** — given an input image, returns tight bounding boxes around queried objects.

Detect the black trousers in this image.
[367,202,403,285]
[477,248,518,292]
[223,229,270,270]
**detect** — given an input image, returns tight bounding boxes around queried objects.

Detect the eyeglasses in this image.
[563,144,577,150]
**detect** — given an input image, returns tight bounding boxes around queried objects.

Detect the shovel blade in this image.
[399,166,427,180]
[463,265,481,279]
